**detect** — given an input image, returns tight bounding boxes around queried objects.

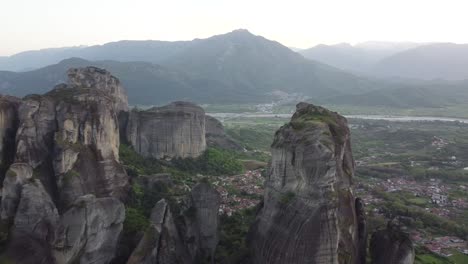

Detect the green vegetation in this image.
[123,207,150,235]
[119,144,163,176]
[226,125,276,152]
[5,170,16,178]
[215,208,256,263]
[172,148,243,176]
[279,191,296,205]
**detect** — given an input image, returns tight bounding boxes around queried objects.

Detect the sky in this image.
[1,0,467,56]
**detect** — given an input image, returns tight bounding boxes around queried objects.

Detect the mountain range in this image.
[1,29,468,107]
[300,42,468,80]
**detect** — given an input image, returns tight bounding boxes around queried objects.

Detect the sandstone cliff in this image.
[0,96,19,182]
[126,101,206,159]
[248,102,366,264]
[205,115,243,151]
[127,182,221,264]
[0,67,129,264]
[370,220,415,264]
[126,199,192,264]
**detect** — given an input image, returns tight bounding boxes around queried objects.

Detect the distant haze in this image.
[1,0,468,56]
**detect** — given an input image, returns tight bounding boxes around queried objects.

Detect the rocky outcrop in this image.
[0,67,129,264]
[205,115,243,151]
[50,84,128,208]
[126,101,206,159]
[183,182,221,262]
[0,96,19,181]
[53,195,125,264]
[67,67,129,113]
[355,198,367,264]
[248,102,364,264]
[127,183,221,264]
[370,220,415,264]
[126,199,192,264]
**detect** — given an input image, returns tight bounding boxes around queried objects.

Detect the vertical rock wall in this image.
[126,101,206,159]
[0,67,129,264]
[248,102,365,264]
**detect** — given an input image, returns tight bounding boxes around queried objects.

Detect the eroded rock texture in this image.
[0,96,19,181]
[53,195,125,264]
[126,199,192,264]
[67,67,129,113]
[205,115,243,151]
[248,102,365,264]
[126,101,206,159]
[183,182,221,262]
[127,183,221,264]
[0,67,129,264]
[370,220,415,264]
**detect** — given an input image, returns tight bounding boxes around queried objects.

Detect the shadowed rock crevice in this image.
[370,220,415,264]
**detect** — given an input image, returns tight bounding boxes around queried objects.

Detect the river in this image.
[208,113,468,123]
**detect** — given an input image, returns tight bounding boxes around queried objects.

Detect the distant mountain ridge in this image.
[300,41,468,80]
[299,41,423,74]
[0,30,398,105]
[371,43,468,80]
[1,30,468,108]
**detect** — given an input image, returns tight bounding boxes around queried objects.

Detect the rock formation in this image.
[67,67,129,113]
[248,102,366,264]
[53,195,125,264]
[205,115,243,151]
[0,67,129,264]
[126,199,192,264]
[0,96,19,181]
[126,101,206,159]
[127,183,221,264]
[183,182,221,262]
[370,220,415,264]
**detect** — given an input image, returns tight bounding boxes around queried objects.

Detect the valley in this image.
[218,112,468,264]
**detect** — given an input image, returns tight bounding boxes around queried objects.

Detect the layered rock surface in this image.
[370,220,415,264]
[183,182,221,262]
[205,115,243,151]
[0,96,19,181]
[127,183,221,264]
[248,102,365,264]
[126,199,192,264]
[53,195,125,264]
[126,101,206,159]
[0,67,129,264]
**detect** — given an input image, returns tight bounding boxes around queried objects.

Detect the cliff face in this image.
[67,67,129,113]
[126,101,206,159]
[248,102,365,264]
[0,67,129,264]
[205,115,243,151]
[370,221,415,264]
[0,96,19,182]
[127,183,221,264]
[126,199,192,264]
[183,182,221,262]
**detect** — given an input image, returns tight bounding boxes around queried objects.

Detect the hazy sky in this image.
[1,0,467,56]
